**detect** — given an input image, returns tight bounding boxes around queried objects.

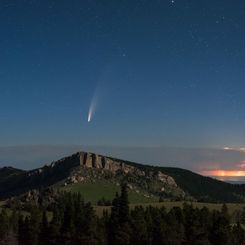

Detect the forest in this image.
[1,184,245,245]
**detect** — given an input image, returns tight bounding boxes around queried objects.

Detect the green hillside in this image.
[61,180,158,204]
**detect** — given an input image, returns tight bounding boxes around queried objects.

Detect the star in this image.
[171,0,175,4]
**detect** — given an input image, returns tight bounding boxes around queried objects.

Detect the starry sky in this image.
[1,0,245,176]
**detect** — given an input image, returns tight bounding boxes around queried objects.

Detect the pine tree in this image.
[38,210,49,245]
[59,195,75,245]
[231,222,245,245]
[110,192,120,228]
[29,206,42,245]
[119,183,130,224]
[209,210,231,245]
[0,209,9,241]
[19,217,32,245]
[221,203,230,223]
[108,184,132,245]
[18,215,25,245]
[131,206,148,245]
[9,209,19,234]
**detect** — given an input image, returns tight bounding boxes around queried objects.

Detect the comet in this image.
[87,86,99,123]
[88,111,92,122]
[87,99,96,123]
[87,66,111,123]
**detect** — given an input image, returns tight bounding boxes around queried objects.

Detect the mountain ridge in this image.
[1,151,245,203]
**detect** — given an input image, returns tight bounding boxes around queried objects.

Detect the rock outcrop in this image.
[63,152,179,188]
[156,171,177,187]
[24,151,178,189]
[79,152,135,173]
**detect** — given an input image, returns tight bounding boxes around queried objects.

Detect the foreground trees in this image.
[0,186,245,245]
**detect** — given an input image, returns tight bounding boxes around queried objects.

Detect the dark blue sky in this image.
[1,0,245,149]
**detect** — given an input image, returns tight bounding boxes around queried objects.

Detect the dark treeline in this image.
[1,185,245,245]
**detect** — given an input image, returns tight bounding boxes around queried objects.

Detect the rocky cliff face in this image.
[76,152,177,186]
[79,152,134,173]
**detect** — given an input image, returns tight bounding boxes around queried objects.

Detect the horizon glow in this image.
[201,170,245,177]
[223,146,245,152]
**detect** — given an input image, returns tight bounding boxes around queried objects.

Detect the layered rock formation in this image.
[79,152,135,173]
[61,152,179,189]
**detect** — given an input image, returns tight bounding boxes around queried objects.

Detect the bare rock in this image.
[157,171,177,187]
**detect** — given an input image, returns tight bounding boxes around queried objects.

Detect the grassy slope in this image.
[61,180,158,204]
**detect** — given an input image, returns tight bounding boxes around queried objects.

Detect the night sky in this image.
[1,1,245,176]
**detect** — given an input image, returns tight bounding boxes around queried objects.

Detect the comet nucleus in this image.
[87,112,92,122]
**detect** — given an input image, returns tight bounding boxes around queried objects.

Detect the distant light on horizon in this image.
[201,170,245,177]
[223,147,233,151]
[223,147,245,152]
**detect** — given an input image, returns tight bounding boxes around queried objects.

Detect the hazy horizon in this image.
[1,144,245,181]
